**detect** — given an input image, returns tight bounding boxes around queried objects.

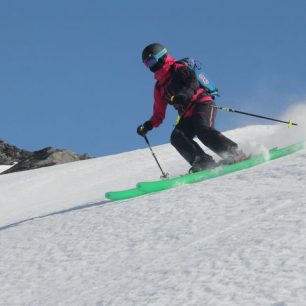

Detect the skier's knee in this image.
[170,129,182,147]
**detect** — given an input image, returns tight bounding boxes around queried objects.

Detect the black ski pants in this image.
[170,102,238,165]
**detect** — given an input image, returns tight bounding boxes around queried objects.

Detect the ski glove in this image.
[137,120,153,137]
[168,94,189,106]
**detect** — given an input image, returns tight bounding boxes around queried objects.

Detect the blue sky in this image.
[1,0,306,156]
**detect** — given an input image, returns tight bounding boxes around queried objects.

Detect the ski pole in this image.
[213,105,298,127]
[144,135,169,178]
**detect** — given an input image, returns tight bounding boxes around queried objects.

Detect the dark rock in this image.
[0,139,92,174]
[0,139,32,165]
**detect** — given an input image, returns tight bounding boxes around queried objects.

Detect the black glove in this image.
[168,94,188,107]
[137,120,153,137]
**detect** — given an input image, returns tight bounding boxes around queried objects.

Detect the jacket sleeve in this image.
[149,84,168,128]
[172,65,199,104]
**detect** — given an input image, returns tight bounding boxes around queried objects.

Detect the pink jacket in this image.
[150,55,213,127]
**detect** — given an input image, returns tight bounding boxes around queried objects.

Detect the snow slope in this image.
[0,164,13,174]
[0,104,306,306]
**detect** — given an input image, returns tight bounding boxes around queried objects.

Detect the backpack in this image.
[176,57,219,97]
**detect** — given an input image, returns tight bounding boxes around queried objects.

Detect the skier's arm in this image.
[149,84,168,128]
[137,85,167,137]
[170,65,198,106]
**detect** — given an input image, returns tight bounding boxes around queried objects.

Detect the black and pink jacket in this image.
[149,55,214,128]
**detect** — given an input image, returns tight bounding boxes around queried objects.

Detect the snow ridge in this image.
[0,117,306,305]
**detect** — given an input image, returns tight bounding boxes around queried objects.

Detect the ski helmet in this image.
[142,43,168,72]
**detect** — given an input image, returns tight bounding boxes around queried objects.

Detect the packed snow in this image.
[0,164,13,174]
[0,103,306,306]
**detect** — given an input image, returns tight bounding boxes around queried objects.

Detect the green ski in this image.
[105,142,304,201]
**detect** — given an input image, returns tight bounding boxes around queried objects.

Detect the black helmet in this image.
[142,43,168,72]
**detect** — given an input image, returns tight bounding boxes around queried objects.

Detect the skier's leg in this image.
[170,118,213,166]
[192,103,245,160]
[197,126,239,158]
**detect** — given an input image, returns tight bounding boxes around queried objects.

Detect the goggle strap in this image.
[154,48,167,60]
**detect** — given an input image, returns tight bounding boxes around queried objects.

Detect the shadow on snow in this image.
[0,199,112,232]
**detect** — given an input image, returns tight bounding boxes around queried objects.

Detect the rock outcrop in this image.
[0,140,32,165]
[0,139,92,174]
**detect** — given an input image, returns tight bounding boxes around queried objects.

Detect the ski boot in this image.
[189,155,217,174]
[220,147,248,165]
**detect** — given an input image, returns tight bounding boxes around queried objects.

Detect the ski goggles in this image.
[143,48,167,68]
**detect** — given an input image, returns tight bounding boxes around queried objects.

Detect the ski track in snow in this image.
[0,124,306,306]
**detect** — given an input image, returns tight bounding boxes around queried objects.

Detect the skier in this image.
[137,43,246,173]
